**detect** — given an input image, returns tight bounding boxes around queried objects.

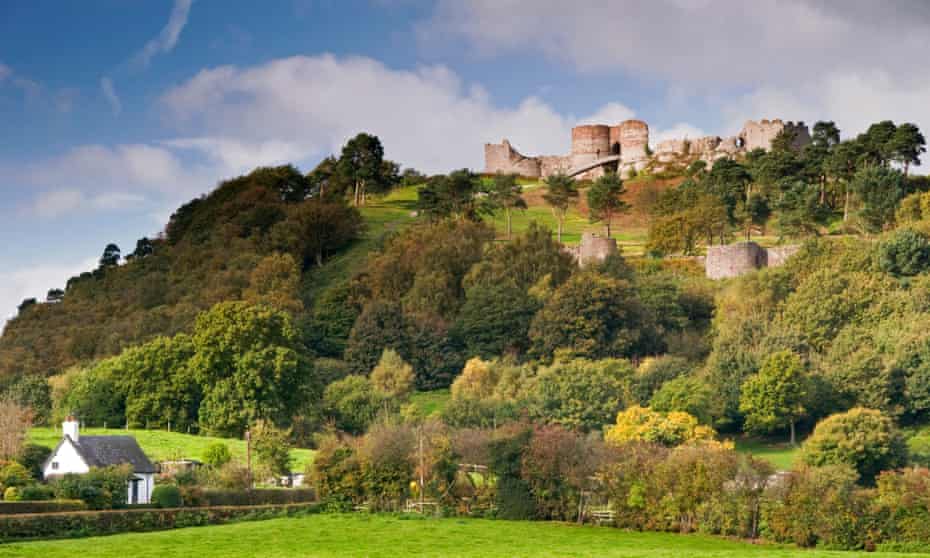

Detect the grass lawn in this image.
[408,389,451,417]
[2,514,926,558]
[733,438,800,471]
[28,427,315,471]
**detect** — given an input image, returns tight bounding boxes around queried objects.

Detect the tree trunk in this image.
[844,188,850,222]
[557,218,563,243]
[506,208,512,240]
[905,161,911,177]
[354,181,360,207]
[789,420,796,446]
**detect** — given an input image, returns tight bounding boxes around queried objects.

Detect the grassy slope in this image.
[408,389,451,416]
[733,438,799,471]
[28,428,315,471]
[2,514,925,558]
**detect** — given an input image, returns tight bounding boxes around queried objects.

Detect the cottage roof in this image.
[47,435,156,474]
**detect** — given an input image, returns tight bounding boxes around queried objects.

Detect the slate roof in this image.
[49,435,157,474]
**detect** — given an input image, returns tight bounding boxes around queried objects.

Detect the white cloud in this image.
[577,102,636,125]
[419,0,930,85]
[0,258,97,325]
[133,0,193,67]
[32,189,147,219]
[100,77,121,115]
[651,123,708,146]
[160,54,640,172]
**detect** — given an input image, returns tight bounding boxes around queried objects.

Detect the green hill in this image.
[28,427,315,471]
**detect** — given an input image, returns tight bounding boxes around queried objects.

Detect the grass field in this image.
[2,514,926,558]
[28,427,315,471]
[409,389,451,416]
[733,438,800,471]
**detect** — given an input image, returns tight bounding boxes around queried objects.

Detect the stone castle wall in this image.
[484,118,810,179]
[705,241,800,279]
[564,232,617,267]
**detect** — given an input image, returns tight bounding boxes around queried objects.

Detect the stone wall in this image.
[483,118,811,179]
[564,232,617,267]
[705,241,801,279]
[484,140,541,177]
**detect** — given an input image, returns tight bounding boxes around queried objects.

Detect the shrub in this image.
[203,443,232,468]
[802,408,908,484]
[605,406,716,447]
[51,465,133,509]
[323,375,390,434]
[0,503,319,541]
[251,420,293,480]
[17,444,52,480]
[450,357,499,401]
[649,376,713,425]
[370,349,414,400]
[199,488,316,507]
[0,462,32,490]
[763,464,871,549]
[632,356,692,405]
[873,467,930,544]
[151,485,182,508]
[4,487,19,501]
[0,499,85,514]
[529,358,635,431]
[877,228,930,277]
[17,484,54,501]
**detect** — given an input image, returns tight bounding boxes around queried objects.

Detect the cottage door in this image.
[130,478,140,504]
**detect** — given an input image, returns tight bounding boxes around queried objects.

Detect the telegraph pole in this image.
[245,427,253,491]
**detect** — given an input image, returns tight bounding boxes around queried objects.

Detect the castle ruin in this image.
[484,119,811,180]
[705,242,801,279]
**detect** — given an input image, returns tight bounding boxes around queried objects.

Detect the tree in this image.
[0,399,31,459]
[464,222,574,291]
[876,228,930,277]
[650,376,713,425]
[739,350,808,445]
[825,140,865,221]
[455,284,539,359]
[307,156,352,201]
[242,253,304,314]
[275,201,364,267]
[604,405,717,447]
[888,122,926,176]
[802,408,907,484]
[529,271,650,360]
[7,375,52,425]
[587,172,629,237]
[338,133,385,206]
[417,169,483,222]
[98,243,121,268]
[370,348,414,400]
[45,288,64,303]
[323,375,390,434]
[128,237,154,260]
[190,302,310,437]
[251,420,293,481]
[203,443,232,468]
[859,121,897,167]
[530,358,635,431]
[851,166,905,233]
[542,174,578,242]
[486,173,526,239]
[450,357,499,401]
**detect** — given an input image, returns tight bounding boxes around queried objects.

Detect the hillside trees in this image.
[587,172,629,237]
[739,350,808,444]
[416,169,485,222]
[542,174,578,242]
[487,173,527,239]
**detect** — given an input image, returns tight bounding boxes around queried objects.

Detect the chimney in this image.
[63,415,79,442]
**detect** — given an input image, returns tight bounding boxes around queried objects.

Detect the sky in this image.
[2,0,930,322]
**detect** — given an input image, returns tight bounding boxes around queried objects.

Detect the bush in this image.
[199,488,316,507]
[877,228,930,277]
[802,408,908,484]
[763,465,871,549]
[0,500,85,514]
[17,444,52,480]
[0,462,32,490]
[323,375,390,434]
[51,465,133,509]
[17,484,54,501]
[4,487,19,501]
[151,485,182,508]
[203,443,232,469]
[0,503,320,541]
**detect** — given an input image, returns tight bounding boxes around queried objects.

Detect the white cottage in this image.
[43,417,157,504]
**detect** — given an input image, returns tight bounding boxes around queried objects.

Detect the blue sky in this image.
[2,0,930,321]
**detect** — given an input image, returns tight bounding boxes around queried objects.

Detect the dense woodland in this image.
[3,122,930,548]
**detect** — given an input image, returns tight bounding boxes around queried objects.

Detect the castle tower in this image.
[571,125,611,170]
[619,119,649,165]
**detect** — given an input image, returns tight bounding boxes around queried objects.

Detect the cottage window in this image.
[51,461,59,470]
